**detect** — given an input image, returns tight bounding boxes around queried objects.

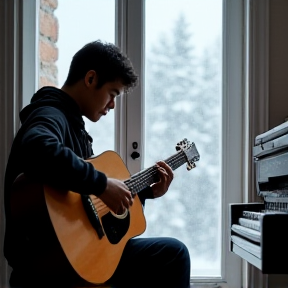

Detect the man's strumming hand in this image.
[98,178,133,215]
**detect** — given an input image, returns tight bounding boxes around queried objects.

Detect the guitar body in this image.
[11,151,146,284]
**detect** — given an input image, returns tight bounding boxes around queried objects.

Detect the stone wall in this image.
[39,0,59,88]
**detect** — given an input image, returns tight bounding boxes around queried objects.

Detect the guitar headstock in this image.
[176,138,200,170]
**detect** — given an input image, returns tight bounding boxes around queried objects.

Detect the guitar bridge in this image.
[81,195,105,239]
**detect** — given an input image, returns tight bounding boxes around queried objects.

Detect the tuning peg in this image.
[186,162,196,171]
[176,138,191,152]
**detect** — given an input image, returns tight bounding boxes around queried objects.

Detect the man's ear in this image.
[85,70,97,86]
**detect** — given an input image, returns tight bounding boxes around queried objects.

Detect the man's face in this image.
[84,80,125,122]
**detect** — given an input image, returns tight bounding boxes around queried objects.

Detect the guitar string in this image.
[93,153,187,214]
[124,156,179,192]
[131,153,186,187]
[90,200,107,213]
[124,152,187,194]
[131,155,185,192]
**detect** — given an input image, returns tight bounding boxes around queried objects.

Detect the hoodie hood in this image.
[20,86,85,129]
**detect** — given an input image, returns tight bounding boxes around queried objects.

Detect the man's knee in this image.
[159,238,191,287]
[164,237,190,262]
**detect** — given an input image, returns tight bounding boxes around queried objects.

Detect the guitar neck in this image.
[124,150,187,194]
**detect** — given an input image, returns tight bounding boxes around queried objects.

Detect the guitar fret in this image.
[125,151,187,194]
[166,152,187,170]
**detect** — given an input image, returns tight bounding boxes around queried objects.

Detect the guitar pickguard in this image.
[81,194,131,243]
[101,211,130,244]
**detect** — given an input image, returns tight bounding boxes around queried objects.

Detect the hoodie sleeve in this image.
[19,106,107,196]
[137,186,154,206]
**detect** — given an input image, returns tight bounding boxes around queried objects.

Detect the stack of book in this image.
[231,211,262,259]
[231,210,288,260]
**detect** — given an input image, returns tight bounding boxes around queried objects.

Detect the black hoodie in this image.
[4,86,108,282]
[5,86,108,197]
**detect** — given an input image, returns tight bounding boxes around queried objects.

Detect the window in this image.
[142,0,222,277]
[55,0,115,155]
[124,1,244,286]
[122,0,245,287]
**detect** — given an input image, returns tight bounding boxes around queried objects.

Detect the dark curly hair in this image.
[64,40,138,93]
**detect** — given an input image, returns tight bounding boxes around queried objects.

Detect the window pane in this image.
[54,0,115,155]
[143,0,222,277]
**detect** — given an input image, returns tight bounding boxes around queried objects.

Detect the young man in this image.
[4,40,191,288]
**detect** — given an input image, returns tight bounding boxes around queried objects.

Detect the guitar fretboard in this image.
[124,151,187,194]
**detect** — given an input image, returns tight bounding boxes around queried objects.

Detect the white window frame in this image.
[0,0,269,286]
[115,0,145,173]
[22,0,39,108]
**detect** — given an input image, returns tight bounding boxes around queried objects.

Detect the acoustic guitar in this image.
[11,138,199,284]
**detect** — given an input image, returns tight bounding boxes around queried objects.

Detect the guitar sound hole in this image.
[101,211,130,244]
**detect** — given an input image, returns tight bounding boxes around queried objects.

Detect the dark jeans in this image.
[10,237,190,288]
[108,237,191,288]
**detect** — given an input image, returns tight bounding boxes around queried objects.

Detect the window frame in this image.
[115,0,145,173]
[221,0,244,285]
[243,0,269,287]
[0,0,39,286]
[22,0,39,109]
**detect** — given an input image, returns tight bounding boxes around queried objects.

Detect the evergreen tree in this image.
[144,14,222,260]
